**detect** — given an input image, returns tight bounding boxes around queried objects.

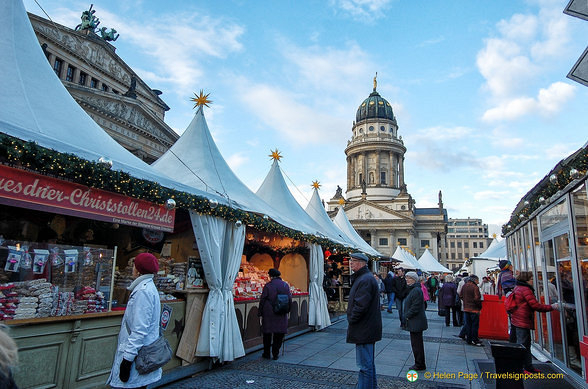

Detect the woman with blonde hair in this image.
[0,325,19,388]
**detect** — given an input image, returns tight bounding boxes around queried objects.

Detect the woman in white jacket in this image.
[107,253,161,388]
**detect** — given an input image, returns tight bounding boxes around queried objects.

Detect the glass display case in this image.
[0,239,115,321]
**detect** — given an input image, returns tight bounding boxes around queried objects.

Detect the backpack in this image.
[504,290,518,314]
[272,293,290,315]
[500,272,516,294]
[430,277,437,288]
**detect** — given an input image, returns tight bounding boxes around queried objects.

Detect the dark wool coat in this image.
[346,266,382,344]
[390,275,408,299]
[402,283,428,332]
[461,280,482,313]
[439,282,457,308]
[510,280,553,330]
[258,277,292,334]
[383,274,394,293]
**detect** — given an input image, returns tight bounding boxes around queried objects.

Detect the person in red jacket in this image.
[509,271,559,374]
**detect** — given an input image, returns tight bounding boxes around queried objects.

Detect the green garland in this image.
[243,241,310,259]
[502,145,588,236]
[0,132,351,252]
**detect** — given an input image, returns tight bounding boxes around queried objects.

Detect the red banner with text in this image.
[0,165,175,232]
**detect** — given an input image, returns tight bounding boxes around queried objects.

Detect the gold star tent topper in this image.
[191,90,212,109]
[338,198,345,205]
[311,180,321,189]
[269,149,282,161]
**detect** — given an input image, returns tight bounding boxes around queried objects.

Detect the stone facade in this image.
[28,13,178,163]
[328,82,447,264]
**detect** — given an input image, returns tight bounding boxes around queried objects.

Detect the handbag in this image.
[125,321,172,374]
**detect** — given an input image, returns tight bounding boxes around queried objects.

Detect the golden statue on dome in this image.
[373,72,377,91]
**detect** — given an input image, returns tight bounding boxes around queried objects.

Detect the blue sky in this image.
[25,0,588,236]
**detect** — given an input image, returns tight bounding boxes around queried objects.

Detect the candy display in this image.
[233,263,305,300]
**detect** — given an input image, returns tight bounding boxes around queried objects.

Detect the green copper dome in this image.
[356,90,395,123]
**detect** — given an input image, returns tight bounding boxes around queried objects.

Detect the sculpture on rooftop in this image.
[75,4,100,32]
[99,27,119,42]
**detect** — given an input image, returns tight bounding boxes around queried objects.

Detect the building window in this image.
[450,242,455,248]
[380,126,385,131]
[379,238,388,246]
[90,78,98,88]
[480,242,484,249]
[101,84,108,92]
[112,89,118,94]
[380,171,386,185]
[451,253,455,259]
[473,242,477,249]
[457,242,462,248]
[458,253,462,259]
[464,242,469,248]
[53,58,63,77]
[398,238,407,246]
[446,253,448,259]
[369,126,374,131]
[79,72,87,86]
[420,240,430,248]
[65,65,75,82]
[465,252,469,258]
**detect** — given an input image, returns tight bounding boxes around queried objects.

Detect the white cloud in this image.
[330,0,393,21]
[482,82,576,122]
[490,127,524,148]
[226,152,249,171]
[409,126,476,142]
[545,143,578,160]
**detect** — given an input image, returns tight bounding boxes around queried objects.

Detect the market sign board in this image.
[0,165,175,232]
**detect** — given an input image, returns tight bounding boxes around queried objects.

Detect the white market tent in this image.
[418,248,452,273]
[477,238,507,260]
[332,206,382,257]
[0,0,225,203]
[256,160,336,330]
[152,108,303,231]
[305,188,356,249]
[391,246,422,270]
[459,239,507,277]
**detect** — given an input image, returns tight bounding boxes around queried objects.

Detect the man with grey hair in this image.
[403,271,428,370]
[347,252,382,388]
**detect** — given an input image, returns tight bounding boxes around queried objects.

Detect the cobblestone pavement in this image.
[161,307,486,389]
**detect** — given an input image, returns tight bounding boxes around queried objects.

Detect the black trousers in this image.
[444,306,459,326]
[410,331,426,368]
[263,332,285,357]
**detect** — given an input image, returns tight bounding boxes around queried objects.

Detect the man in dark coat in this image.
[391,267,408,325]
[402,271,428,371]
[258,268,292,360]
[383,271,395,313]
[346,252,382,389]
[460,275,483,347]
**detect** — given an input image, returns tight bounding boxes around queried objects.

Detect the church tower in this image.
[345,74,406,202]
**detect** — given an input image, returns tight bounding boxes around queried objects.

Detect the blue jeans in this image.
[356,343,377,389]
[387,292,395,311]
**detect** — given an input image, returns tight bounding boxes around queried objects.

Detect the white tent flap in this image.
[307,243,331,330]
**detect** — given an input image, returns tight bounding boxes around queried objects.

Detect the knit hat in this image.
[499,260,511,270]
[405,271,419,282]
[134,253,159,275]
[268,268,281,278]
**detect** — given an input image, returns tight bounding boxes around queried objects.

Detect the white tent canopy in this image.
[476,239,507,260]
[305,188,356,248]
[418,248,452,273]
[332,207,382,257]
[0,0,223,203]
[152,109,303,232]
[391,246,422,270]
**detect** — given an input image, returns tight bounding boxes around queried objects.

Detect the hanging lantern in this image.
[165,198,176,210]
[507,224,512,229]
[263,215,269,220]
[523,200,529,206]
[570,168,580,179]
[539,196,546,203]
[549,174,557,184]
[209,199,218,209]
[98,156,113,169]
[235,220,242,228]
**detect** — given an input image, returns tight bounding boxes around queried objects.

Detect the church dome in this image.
[355,90,395,123]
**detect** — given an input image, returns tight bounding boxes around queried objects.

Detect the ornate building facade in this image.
[28,10,178,163]
[328,78,448,263]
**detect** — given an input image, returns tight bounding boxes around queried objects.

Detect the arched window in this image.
[380,171,386,185]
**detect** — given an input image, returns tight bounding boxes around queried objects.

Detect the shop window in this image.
[379,238,388,246]
[53,57,63,77]
[65,65,75,82]
[397,238,407,246]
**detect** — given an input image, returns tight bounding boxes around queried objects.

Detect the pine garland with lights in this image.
[0,132,355,253]
[502,145,588,236]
